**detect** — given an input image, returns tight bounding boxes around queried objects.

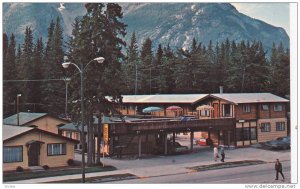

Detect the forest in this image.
[3,3,290,118]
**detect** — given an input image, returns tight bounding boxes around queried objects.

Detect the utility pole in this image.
[135,61,138,95]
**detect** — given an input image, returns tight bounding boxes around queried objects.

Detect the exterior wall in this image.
[235,104,257,120]
[3,130,76,171]
[257,118,288,142]
[27,116,68,134]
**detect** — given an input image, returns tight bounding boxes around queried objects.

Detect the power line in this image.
[3,79,66,82]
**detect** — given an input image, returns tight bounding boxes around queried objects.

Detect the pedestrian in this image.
[213,146,219,162]
[220,146,225,162]
[275,159,285,180]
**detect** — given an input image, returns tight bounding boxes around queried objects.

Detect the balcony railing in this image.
[109,118,235,135]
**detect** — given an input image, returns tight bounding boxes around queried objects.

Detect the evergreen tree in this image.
[19,27,34,110]
[67,3,127,165]
[270,43,290,97]
[30,38,44,112]
[140,37,153,94]
[122,31,139,94]
[42,17,65,115]
[3,33,17,116]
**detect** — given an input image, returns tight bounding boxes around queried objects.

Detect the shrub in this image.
[67,159,75,166]
[42,165,49,170]
[16,166,24,172]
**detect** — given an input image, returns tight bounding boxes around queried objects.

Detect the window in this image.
[250,127,257,140]
[261,104,269,111]
[66,132,72,138]
[222,104,231,117]
[200,110,210,117]
[47,143,66,156]
[75,132,80,140]
[3,146,23,163]
[235,128,243,141]
[261,123,271,132]
[243,104,251,113]
[274,104,283,111]
[276,122,285,131]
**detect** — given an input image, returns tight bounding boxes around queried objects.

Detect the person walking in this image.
[220,146,225,162]
[275,159,285,180]
[213,146,219,162]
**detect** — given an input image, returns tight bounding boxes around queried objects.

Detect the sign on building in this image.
[103,124,109,143]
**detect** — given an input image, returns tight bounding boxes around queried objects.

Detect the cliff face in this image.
[3,3,289,51]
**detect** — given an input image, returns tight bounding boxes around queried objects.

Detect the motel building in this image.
[103,92,289,157]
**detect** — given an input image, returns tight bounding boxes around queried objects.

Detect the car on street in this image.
[168,141,189,154]
[264,136,290,150]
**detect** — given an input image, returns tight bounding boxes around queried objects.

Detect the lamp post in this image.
[17,94,21,126]
[62,56,105,183]
[64,77,71,118]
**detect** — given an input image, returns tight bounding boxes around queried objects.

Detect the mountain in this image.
[3,3,289,52]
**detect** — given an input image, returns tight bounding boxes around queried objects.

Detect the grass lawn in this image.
[3,165,116,182]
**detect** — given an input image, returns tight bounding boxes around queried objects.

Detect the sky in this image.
[231,3,290,36]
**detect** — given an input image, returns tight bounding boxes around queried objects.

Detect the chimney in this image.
[219,86,223,94]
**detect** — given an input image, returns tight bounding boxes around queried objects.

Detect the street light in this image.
[17,94,21,126]
[63,77,71,118]
[62,56,105,183]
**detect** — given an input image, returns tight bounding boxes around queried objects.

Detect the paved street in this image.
[8,133,291,184]
[109,160,290,184]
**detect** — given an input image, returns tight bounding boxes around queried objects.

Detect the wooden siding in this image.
[235,104,257,120]
[3,130,75,171]
[27,115,68,134]
[257,118,288,142]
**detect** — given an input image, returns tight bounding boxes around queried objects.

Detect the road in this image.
[109,161,291,184]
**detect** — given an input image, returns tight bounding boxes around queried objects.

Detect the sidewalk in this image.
[7,147,290,184]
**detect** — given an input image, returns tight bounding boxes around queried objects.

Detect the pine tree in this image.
[3,33,17,116]
[140,37,153,94]
[122,31,139,94]
[42,17,65,115]
[67,3,127,165]
[19,27,34,110]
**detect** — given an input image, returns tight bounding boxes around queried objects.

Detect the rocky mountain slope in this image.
[3,3,289,52]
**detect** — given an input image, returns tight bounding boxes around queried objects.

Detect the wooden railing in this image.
[109,118,235,135]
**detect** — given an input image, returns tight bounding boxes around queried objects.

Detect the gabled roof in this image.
[3,125,35,141]
[211,93,289,104]
[119,94,208,104]
[116,93,289,105]
[3,124,79,143]
[3,112,67,126]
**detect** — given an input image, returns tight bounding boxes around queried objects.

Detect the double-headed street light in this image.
[62,56,105,183]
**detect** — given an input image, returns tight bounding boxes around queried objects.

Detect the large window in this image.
[274,104,283,111]
[236,127,257,141]
[47,143,66,156]
[3,146,23,163]
[222,104,231,117]
[261,123,271,132]
[261,104,269,111]
[243,104,251,113]
[250,127,257,140]
[276,122,285,131]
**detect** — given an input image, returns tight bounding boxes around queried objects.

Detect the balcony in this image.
[109,118,235,135]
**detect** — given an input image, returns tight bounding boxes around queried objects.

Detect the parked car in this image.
[168,141,189,154]
[264,136,290,150]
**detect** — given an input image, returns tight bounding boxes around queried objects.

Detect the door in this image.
[28,143,40,166]
[213,103,219,118]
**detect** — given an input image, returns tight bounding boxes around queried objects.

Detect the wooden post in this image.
[164,134,168,155]
[138,134,142,158]
[172,132,175,145]
[190,131,194,151]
